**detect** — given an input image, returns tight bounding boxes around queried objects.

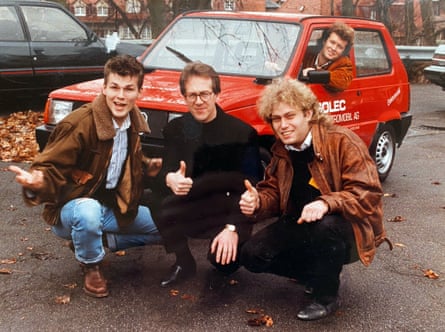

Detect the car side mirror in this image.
[307,70,330,84]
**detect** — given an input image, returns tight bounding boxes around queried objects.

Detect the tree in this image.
[171,0,210,18]
[419,0,436,45]
[341,0,354,16]
[148,0,171,38]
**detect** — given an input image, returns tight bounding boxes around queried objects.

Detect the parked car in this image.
[36,11,412,181]
[0,0,145,102]
[424,44,445,90]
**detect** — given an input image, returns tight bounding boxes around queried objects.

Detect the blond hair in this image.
[257,78,332,126]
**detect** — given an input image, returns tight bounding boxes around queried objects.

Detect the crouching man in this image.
[239,78,389,320]
[9,55,161,298]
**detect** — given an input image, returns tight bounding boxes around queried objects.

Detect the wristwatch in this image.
[225,224,236,232]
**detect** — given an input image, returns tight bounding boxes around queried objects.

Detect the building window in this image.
[74,0,86,16]
[432,0,440,16]
[126,0,141,14]
[224,0,235,11]
[97,1,109,17]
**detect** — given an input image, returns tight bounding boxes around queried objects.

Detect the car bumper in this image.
[424,65,445,89]
[35,124,164,157]
[397,112,412,147]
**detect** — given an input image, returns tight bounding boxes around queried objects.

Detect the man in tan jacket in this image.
[239,79,388,321]
[9,55,161,298]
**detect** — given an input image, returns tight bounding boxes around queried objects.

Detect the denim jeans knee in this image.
[54,198,106,264]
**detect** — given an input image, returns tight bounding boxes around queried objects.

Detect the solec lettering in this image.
[319,99,346,113]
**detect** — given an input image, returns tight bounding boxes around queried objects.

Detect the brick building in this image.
[68,0,445,43]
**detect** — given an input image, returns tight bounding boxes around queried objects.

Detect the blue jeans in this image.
[52,198,161,264]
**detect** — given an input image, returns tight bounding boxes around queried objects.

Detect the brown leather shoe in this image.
[81,263,109,298]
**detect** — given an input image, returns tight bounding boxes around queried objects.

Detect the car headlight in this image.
[48,100,74,124]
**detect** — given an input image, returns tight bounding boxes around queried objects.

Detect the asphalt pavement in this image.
[0,84,444,331]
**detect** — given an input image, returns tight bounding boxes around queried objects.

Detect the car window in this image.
[0,6,25,41]
[354,30,390,76]
[143,17,299,77]
[21,5,88,42]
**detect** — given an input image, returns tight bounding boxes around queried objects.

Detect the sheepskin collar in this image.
[91,94,150,141]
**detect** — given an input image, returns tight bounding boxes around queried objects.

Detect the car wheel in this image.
[370,124,396,182]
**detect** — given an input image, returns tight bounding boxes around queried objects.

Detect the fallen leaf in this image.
[0,258,17,264]
[423,269,439,279]
[115,250,126,256]
[63,282,78,289]
[247,314,274,327]
[383,193,397,197]
[431,181,441,185]
[169,289,179,296]
[31,252,51,260]
[261,315,274,327]
[387,215,406,222]
[394,243,407,248]
[181,293,196,302]
[55,295,71,304]
[247,318,262,326]
[0,111,43,163]
[0,268,12,274]
[246,308,264,314]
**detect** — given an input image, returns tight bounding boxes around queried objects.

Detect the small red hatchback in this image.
[37,11,412,181]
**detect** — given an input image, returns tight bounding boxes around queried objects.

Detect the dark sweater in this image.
[287,145,321,216]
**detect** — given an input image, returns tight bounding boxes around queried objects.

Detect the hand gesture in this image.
[297,200,329,224]
[165,161,193,195]
[211,228,239,265]
[239,179,259,215]
[8,165,44,191]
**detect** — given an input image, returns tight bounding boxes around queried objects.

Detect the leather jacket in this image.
[255,123,387,266]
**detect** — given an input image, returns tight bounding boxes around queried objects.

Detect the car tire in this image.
[369,124,396,182]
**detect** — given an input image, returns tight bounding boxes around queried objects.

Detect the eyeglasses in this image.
[184,91,213,103]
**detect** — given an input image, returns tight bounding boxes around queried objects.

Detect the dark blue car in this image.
[0,0,145,102]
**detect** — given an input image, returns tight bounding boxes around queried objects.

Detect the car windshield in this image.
[142,17,300,77]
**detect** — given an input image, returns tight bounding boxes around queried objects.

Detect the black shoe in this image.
[160,263,196,288]
[297,298,339,321]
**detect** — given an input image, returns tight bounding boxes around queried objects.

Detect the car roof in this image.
[180,10,384,28]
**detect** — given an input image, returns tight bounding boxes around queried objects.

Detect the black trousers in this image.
[240,214,358,300]
[155,190,253,274]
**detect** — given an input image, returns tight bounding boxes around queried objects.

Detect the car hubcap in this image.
[375,131,394,174]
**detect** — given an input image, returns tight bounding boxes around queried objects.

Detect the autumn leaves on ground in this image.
[0,111,43,163]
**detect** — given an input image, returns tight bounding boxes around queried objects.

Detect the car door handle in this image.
[34,48,45,55]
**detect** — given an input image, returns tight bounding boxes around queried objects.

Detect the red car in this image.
[37,11,411,181]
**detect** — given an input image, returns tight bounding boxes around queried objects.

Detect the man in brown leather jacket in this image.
[239,79,387,321]
[301,21,354,92]
[9,55,161,298]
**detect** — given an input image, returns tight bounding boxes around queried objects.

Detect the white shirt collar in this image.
[285,131,312,152]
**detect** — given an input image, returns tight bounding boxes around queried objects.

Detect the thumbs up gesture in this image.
[165,161,193,195]
[239,179,259,215]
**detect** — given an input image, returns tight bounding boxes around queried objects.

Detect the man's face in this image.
[102,73,141,126]
[321,32,348,62]
[270,102,312,147]
[184,75,217,123]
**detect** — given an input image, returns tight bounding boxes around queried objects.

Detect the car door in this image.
[19,3,109,92]
[297,24,364,140]
[0,4,34,95]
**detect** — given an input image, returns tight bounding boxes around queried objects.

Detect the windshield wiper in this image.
[166,46,193,63]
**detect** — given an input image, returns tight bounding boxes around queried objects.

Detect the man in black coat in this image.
[155,61,262,287]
